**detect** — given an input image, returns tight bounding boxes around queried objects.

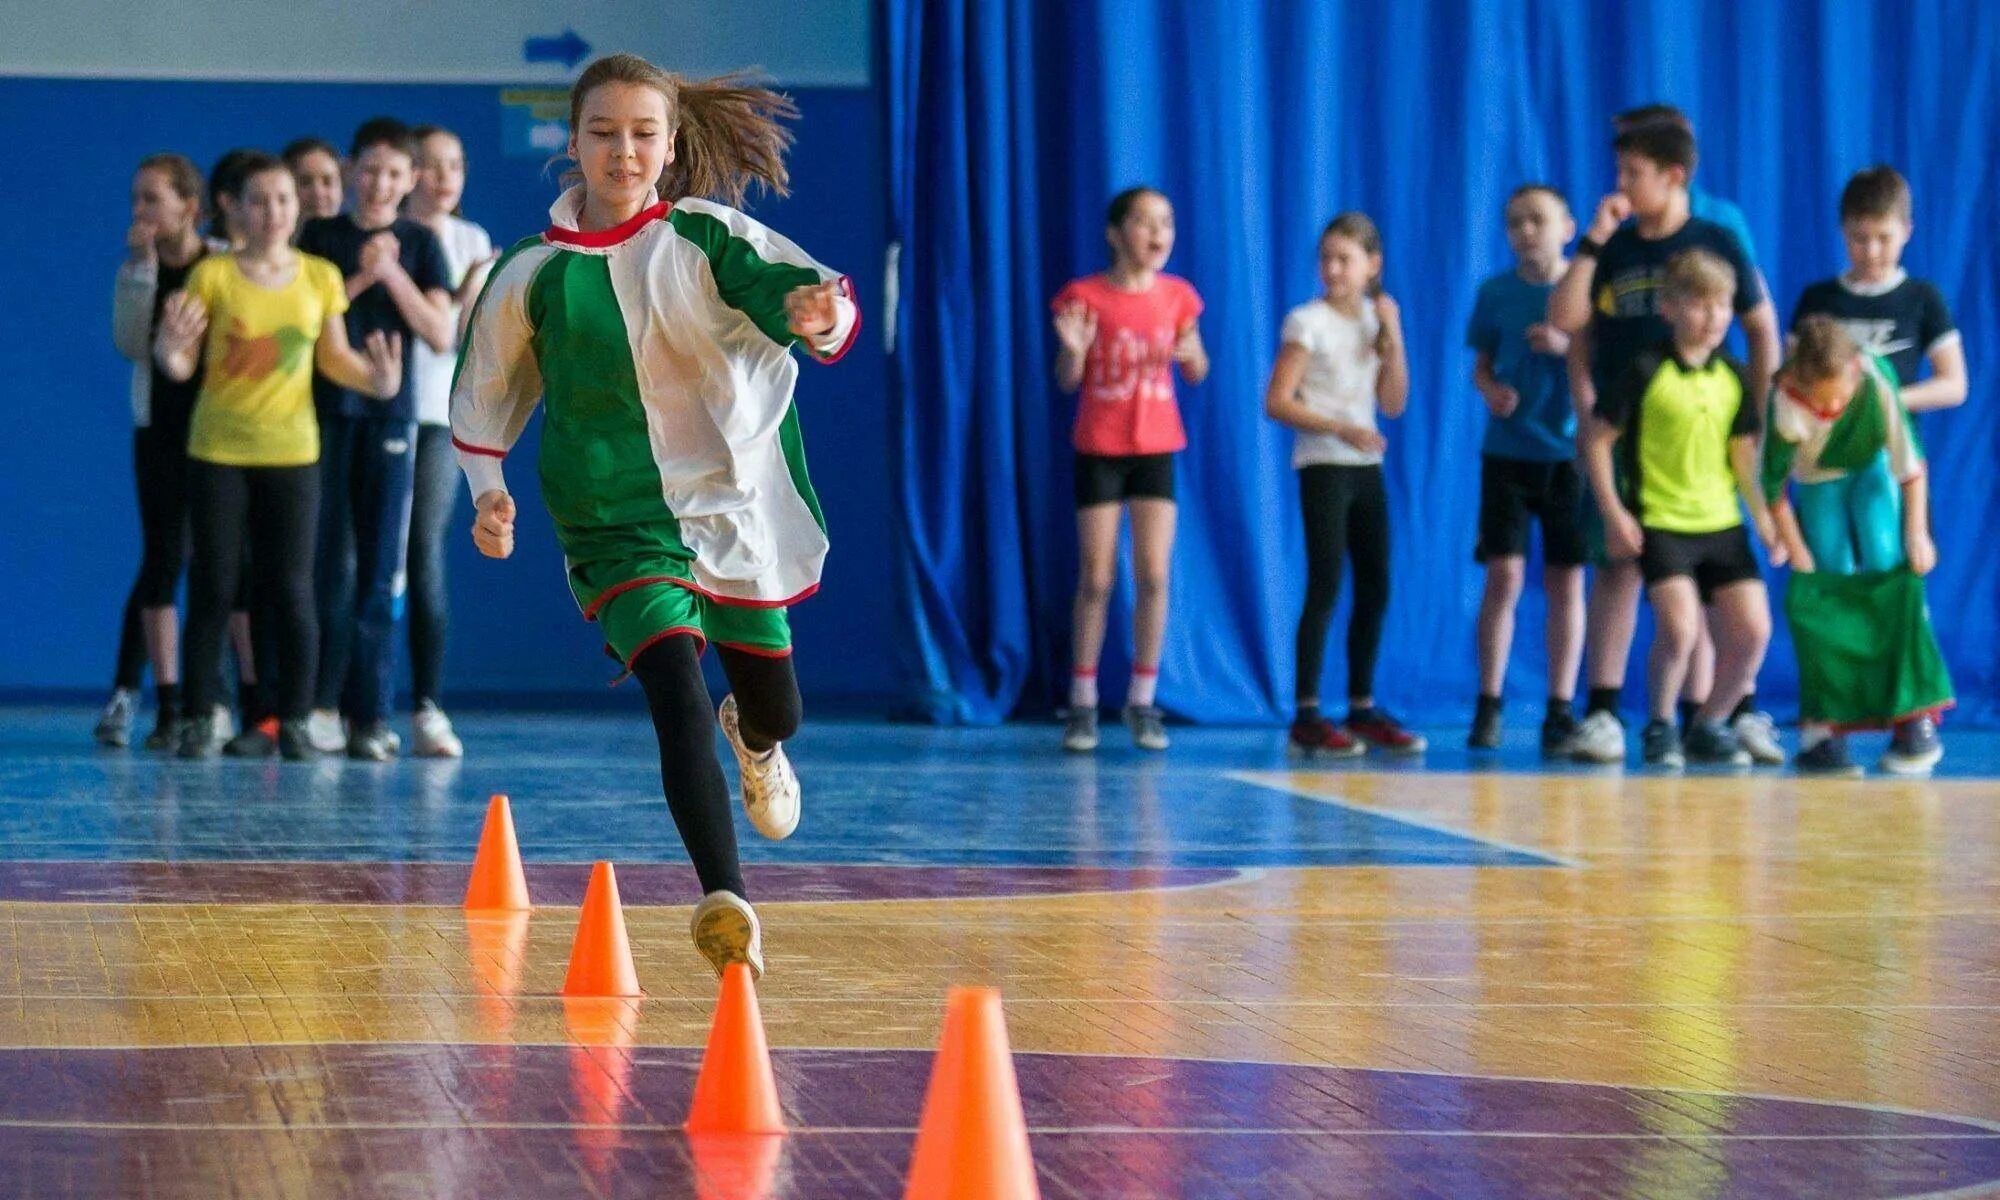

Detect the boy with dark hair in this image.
[299,116,454,760]
[1550,115,1782,766]
[1582,250,1774,769]
[1791,165,1966,411]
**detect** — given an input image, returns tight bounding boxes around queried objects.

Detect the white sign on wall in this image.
[0,0,869,87]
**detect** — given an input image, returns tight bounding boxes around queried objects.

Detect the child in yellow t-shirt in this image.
[153,151,400,760]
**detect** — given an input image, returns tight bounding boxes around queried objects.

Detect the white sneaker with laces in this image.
[305,709,347,754]
[719,695,800,840]
[1731,711,1785,765]
[412,702,464,758]
[690,890,764,979]
[1566,710,1627,764]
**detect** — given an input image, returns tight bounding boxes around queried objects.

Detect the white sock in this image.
[1070,669,1099,710]
[1799,723,1833,750]
[1127,666,1159,708]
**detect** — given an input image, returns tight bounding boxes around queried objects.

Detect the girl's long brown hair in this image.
[567,53,797,206]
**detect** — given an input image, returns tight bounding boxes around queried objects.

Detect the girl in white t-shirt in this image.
[403,124,496,758]
[1263,211,1423,757]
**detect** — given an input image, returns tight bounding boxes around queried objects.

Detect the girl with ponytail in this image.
[452,53,859,980]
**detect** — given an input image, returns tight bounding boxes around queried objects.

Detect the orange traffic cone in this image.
[463,794,531,911]
[684,961,785,1134]
[904,987,1040,1200]
[562,862,642,997]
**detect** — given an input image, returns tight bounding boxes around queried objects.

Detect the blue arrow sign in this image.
[523,29,591,69]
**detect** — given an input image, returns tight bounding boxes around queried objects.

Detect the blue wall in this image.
[0,77,896,706]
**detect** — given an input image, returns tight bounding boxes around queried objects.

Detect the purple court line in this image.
[0,861,1240,905]
[0,1046,1996,1199]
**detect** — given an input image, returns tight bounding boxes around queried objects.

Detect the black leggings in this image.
[1295,464,1390,704]
[183,461,319,720]
[112,426,192,690]
[630,636,804,900]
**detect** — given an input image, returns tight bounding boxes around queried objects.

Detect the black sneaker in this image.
[176,713,217,760]
[1881,715,1944,775]
[1795,736,1862,777]
[1685,718,1751,767]
[1123,704,1169,751]
[1468,700,1502,751]
[223,724,278,758]
[277,719,322,762]
[1640,719,1684,769]
[1539,708,1578,758]
[143,712,182,752]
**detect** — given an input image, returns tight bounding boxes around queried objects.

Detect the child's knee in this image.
[1483,557,1526,601]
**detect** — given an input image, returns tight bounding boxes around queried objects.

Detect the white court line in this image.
[1224,771,1584,868]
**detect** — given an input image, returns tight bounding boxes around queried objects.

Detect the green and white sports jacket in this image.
[450,185,858,606]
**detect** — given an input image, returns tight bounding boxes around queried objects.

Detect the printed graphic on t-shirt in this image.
[216,319,312,381]
[1084,327,1177,408]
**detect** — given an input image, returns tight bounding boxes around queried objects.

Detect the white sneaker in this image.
[1731,711,1785,765]
[210,705,237,750]
[412,702,464,758]
[1567,710,1627,764]
[690,890,765,979]
[94,688,139,748]
[305,709,347,754]
[718,695,801,840]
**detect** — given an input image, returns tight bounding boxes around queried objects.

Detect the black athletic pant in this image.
[1294,463,1391,704]
[112,425,192,691]
[630,636,804,900]
[183,461,319,720]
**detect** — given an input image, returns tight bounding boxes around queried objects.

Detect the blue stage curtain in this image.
[886,0,2000,724]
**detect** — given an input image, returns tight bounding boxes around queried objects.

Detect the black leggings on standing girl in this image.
[1295,464,1390,702]
[183,462,319,720]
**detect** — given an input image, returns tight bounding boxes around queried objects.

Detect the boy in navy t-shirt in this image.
[1791,165,1966,411]
[1466,185,1586,756]
[297,117,453,760]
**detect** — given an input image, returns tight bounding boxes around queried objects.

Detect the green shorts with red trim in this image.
[567,558,793,668]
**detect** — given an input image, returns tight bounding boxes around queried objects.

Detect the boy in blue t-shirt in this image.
[1466,185,1585,755]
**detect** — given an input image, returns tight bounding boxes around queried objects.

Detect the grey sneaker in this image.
[719,695,800,840]
[347,722,399,762]
[1881,716,1944,776]
[176,712,218,760]
[1567,710,1627,764]
[94,689,138,748]
[1641,719,1685,769]
[690,890,765,979]
[1685,718,1751,768]
[1123,704,1169,751]
[1731,710,1785,765]
[277,720,322,762]
[1062,708,1099,753]
[1795,735,1863,778]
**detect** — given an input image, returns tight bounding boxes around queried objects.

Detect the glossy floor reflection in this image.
[4,706,1999,1198]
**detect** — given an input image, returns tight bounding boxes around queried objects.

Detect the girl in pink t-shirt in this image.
[1050,186,1208,753]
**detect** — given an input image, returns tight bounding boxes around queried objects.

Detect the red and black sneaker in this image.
[1345,709,1429,755]
[1288,715,1366,758]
